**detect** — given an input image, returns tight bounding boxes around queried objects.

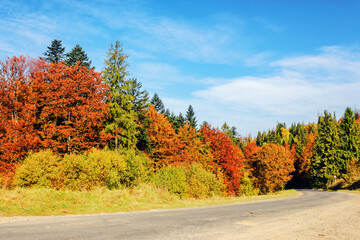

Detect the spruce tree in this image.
[311,111,341,188]
[65,44,92,68]
[256,131,264,146]
[339,107,360,177]
[103,41,138,149]
[129,78,151,151]
[173,113,185,132]
[185,105,197,129]
[150,93,165,114]
[43,39,65,63]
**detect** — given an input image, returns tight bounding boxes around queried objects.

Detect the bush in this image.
[153,163,224,199]
[119,150,151,187]
[153,165,188,198]
[60,153,93,190]
[13,150,61,188]
[186,163,224,198]
[86,149,127,190]
[238,172,259,196]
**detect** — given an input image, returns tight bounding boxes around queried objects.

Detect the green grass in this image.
[0,185,299,217]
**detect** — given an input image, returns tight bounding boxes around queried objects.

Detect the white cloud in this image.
[185,46,360,134]
[271,46,360,82]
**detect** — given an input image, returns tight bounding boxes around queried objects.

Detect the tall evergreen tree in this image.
[339,107,360,177]
[103,41,138,149]
[129,78,151,151]
[65,44,92,68]
[173,113,185,132]
[150,93,165,114]
[185,105,197,129]
[43,39,65,63]
[256,131,264,146]
[311,111,341,188]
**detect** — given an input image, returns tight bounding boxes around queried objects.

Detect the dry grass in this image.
[0,185,299,217]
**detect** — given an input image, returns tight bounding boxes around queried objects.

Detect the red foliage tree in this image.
[31,61,109,154]
[145,105,182,168]
[247,143,295,193]
[0,56,42,181]
[200,124,244,195]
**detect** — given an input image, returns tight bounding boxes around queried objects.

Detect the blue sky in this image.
[1,0,360,136]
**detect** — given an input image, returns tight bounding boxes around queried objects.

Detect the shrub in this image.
[13,150,61,188]
[60,149,128,190]
[186,163,224,198]
[120,150,151,187]
[60,153,93,190]
[86,149,127,190]
[153,165,188,199]
[238,172,259,196]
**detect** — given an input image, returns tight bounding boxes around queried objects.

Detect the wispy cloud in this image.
[186,46,360,134]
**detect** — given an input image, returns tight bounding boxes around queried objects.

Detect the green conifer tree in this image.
[256,131,264,146]
[185,105,197,129]
[129,78,151,151]
[311,111,341,188]
[339,107,360,177]
[43,39,65,63]
[103,41,138,149]
[150,93,165,114]
[65,44,92,68]
[173,113,185,132]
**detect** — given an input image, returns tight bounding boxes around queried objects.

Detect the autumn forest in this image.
[0,40,359,198]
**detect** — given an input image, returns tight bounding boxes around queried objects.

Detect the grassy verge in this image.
[338,189,360,194]
[0,185,299,217]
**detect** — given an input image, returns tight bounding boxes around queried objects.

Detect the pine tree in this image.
[256,131,264,146]
[174,113,185,132]
[103,41,138,149]
[311,111,341,188]
[43,39,65,63]
[150,93,165,114]
[129,78,151,151]
[65,44,92,68]
[339,107,360,178]
[185,105,197,129]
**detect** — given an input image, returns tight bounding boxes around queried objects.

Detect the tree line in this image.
[0,39,359,195]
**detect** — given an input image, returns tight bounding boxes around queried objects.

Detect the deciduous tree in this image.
[32,61,108,154]
[0,56,42,176]
[200,124,244,195]
[247,143,294,193]
[145,106,181,169]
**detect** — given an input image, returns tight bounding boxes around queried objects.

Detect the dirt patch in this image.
[233,192,360,240]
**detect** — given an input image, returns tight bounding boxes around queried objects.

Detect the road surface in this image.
[1,190,359,240]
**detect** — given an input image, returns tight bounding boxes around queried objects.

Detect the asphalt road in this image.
[0,190,357,240]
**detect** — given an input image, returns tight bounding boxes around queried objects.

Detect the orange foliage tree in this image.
[243,141,261,173]
[31,61,109,154]
[247,143,295,193]
[177,123,213,167]
[145,105,182,168]
[200,124,244,195]
[0,56,42,180]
